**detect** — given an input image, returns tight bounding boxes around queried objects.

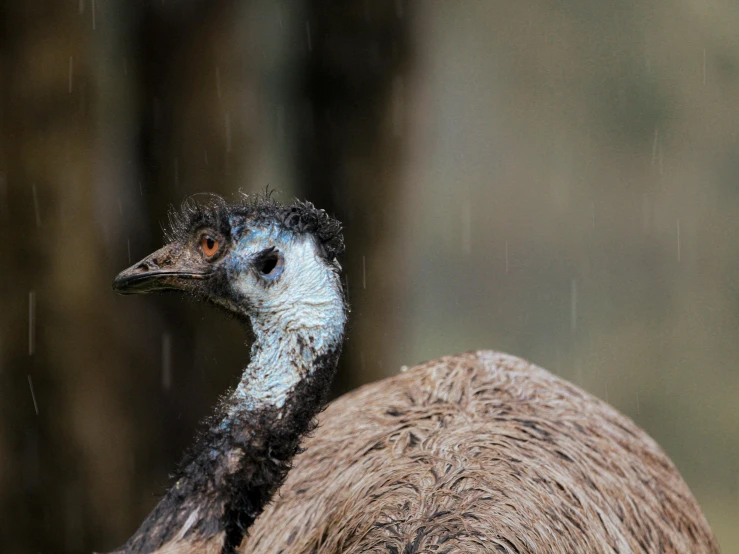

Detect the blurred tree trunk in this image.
[0,2,138,551]
[114,0,259,548]
[296,0,415,391]
[0,1,258,552]
[0,1,414,551]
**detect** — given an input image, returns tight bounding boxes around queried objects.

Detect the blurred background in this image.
[1,1,738,552]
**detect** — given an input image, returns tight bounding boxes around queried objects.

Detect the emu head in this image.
[113,195,345,324]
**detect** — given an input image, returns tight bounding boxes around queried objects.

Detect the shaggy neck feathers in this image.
[113,241,346,554]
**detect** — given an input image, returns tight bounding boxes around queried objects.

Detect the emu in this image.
[111,195,719,554]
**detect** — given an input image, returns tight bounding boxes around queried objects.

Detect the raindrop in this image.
[225,113,232,153]
[362,256,366,290]
[0,172,8,222]
[570,279,577,332]
[676,219,681,262]
[27,375,39,415]
[28,291,36,356]
[504,241,509,274]
[91,0,96,30]
[305,21,312,52]
[651,128,660,168]
[461,201,471,254]
[702,48,706,85]
[78,0,84,14]
[395,0,404,18]
[216,66,222,101]
[68,56,73,93]
[127,238,131,264]
[117,196,123,216]
[174,157,179,186]
[162,333,172,391]
[31,184,41,227]
[591,201,595,229]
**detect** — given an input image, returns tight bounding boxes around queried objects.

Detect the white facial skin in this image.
[223,224,346,411]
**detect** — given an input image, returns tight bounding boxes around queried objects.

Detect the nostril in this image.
[135,261,151,273]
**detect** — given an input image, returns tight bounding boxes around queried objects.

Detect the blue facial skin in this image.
[218,216,345,415]
[225,220,289,283]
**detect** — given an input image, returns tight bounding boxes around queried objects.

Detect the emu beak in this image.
[113,242,209,295]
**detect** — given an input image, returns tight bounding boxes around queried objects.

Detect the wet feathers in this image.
[244,351,719,553]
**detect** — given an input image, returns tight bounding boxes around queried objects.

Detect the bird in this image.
[112,194,720,554]
[245,351,721,553]
[111,194,348,553]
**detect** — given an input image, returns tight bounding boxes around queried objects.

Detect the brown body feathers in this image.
[243,351,719,554]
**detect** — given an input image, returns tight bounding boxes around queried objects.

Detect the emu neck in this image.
[234,308,341,411]
[114,302,345,554]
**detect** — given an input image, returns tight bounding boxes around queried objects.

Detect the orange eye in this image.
[201,235,219,258]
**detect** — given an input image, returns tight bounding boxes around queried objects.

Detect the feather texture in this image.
[165,193,344,262]
[244,351,720,554]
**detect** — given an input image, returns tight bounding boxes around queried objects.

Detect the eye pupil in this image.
[201,235,219,258]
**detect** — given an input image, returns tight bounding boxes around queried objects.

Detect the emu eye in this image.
[256,248,284,279]
[200,235,220,259]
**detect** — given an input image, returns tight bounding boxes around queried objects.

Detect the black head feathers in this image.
[165,193,345,261]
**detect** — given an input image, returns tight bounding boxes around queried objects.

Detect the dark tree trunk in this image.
[115,0,260,549]
[0,2,136,551]
[0,1,415,551]
[0,1,258,551]
[295,0,415,392]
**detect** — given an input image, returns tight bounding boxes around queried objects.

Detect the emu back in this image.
[244,351,719,554]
